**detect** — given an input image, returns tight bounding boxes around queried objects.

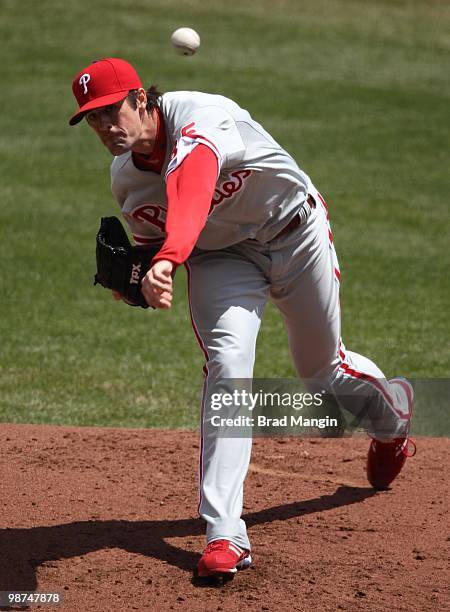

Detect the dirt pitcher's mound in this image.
[0,424,448,612]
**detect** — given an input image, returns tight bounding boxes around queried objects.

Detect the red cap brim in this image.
[69,90,129,126]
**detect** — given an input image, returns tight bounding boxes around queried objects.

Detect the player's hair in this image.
[127,86,162,113]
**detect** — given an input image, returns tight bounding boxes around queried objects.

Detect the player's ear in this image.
[136,88,147,111]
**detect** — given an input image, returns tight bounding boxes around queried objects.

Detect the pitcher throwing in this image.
[69,57,416,579]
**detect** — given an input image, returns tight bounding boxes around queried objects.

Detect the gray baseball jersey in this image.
[110,91,411,553]
[111,91,312,248]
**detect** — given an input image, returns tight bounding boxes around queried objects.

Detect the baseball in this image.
[171,27,200,56]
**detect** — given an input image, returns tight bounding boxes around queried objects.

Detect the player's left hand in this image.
[141,259,174,309]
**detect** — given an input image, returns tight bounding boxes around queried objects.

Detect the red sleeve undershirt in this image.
[151,144,218,266]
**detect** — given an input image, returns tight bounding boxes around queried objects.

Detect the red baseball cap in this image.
[69,58,142,125]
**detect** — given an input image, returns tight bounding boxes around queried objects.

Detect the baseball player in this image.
[69,58,416,579]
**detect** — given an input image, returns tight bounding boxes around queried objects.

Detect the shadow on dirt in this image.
[0,485,375,601]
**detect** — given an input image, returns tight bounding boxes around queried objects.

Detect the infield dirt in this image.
[0,424,448,611]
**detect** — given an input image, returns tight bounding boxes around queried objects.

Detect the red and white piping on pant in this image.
[338,342,406,419]
[316,190,341,284]
[184,261,208,514]
[319,191,404,421]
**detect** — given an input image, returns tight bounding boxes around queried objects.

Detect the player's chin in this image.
[105,141,131,156]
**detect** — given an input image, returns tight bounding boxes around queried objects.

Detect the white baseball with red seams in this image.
[111,91,410,551]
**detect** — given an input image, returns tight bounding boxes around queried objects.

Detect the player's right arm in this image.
[152,143,218,265]
[141,143,218,308]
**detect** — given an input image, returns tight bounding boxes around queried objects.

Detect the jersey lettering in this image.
[180,122,220,156]
[130,204,166,232]
[211,170,252,209]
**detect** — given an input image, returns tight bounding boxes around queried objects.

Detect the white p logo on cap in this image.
[79,73,91,95]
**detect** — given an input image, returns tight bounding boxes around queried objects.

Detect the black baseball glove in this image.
[94,216,162,308]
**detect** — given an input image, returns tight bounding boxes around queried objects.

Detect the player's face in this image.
[85,96,143,155]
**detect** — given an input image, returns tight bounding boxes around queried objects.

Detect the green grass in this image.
[0,0,449,431]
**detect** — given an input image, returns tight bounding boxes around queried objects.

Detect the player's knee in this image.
[296,359,340,384]
[207,347,254,379]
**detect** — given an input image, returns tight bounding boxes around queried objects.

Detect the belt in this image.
[273,194,316,240]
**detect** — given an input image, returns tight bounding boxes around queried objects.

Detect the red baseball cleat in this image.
[197,539,252,578]
[367,378,417,490]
